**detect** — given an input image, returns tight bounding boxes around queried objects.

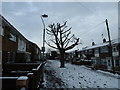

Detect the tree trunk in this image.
[60,50,65,68]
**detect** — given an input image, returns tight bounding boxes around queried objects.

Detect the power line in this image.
[78,20,117,47]
[74,2,107,37]
[79,2,105,21]
[78,20,105,37]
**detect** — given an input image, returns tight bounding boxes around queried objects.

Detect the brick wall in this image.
[0,36,2,51]
[2,26,18,52]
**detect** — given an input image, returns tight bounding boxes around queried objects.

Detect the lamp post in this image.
[41,14,48,61]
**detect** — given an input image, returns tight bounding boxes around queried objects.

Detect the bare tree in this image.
[46,21,79,67]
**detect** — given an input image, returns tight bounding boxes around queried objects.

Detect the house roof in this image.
[1,15,29,43]
[0,15,41,50]
[80,38,119,51]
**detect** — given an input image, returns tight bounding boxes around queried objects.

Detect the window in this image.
[95,48,99,53]
[81,51,84,54]
[36,48,39,54]
[100,46,108,53]
[9,33,16,42]
[0,26,4,36]
[8,51,15,63]
[88,49,93,54]
[18,38,26,51]
[107,59,111,66]
[85,50,87,54]
[92,59,96,64]
[101,59,107,65]
[115,60,120,66]
[19,38,22,46]
[112,46,118,52]
[95,57,100,64]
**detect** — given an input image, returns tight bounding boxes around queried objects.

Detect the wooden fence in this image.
[1,61,46,90]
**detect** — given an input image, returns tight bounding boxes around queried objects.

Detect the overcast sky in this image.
[1,2,118,51]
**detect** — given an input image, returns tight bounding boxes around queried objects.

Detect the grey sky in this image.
[2,2,118,51]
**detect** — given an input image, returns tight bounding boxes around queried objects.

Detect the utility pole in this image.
[105,19,114,72]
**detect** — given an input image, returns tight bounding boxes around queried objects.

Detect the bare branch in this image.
[61,26,67,32]
[65,38,79,50]
[60,21,67,28]
[46,31,54,36]
[62,27,71,34]
[46,28,53,33]
[52,28,61,50]
[63,31,71,43]
[46,21,79,67]
[64,34,74,45]
[45,41,58,49]
[64,39,70,48]
[50,39,56,45]
[46,22,79,52]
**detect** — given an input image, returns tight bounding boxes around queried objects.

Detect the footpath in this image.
[43,60,119,89]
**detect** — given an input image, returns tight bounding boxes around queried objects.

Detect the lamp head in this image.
[42,14,48,18]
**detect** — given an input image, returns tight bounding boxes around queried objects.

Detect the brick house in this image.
[79,39,120,71]
[80,48,94,60]
[0,15,41,65]
[28,41,41,62]
[0,15,46,90]
[111,39,120,71]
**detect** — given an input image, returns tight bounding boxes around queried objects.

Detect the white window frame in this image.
[36,48,39,54]
[112,46,118,52]
[9,33,16,42]
[107,59,111,66]
[18,38,26,51]
[95,48,99,54]
[0,26,4,36]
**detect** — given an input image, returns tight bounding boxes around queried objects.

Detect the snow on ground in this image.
[44,60,119,89]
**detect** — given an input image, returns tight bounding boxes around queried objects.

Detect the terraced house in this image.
[0,15,41,65]
[79,38,120,71]
[0,15,45,90]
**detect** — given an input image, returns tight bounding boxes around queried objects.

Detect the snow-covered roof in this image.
[17,76,28,80]
[81,39,119,51]
[0,77,18,79]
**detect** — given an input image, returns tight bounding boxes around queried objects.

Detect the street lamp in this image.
[41,14,48,61]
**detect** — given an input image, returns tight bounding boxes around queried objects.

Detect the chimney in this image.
[92,42,95,46]
[103,38,106,43]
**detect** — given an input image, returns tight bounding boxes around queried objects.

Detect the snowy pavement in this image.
[44,60,120,89]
